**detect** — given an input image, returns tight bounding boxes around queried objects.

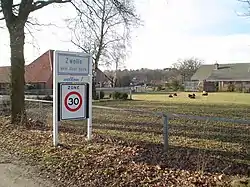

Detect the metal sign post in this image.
[53,50,92,146]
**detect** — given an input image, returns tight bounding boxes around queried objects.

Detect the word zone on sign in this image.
[60,84,87,120]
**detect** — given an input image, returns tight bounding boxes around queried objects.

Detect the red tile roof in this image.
[95,68,113,83]
[25,50,53,83]
[0,49,111,84]
[0,50,53,83]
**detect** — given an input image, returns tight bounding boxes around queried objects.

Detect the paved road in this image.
[0,153,54,187]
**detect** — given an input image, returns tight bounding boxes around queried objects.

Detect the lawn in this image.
[132,92,250,105]
[0,92,249,186]
[96,92,250,120]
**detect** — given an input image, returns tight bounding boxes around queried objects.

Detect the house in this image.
[150,80,166,86]
[0,50,112,92]
[0,66,10,91]
[191,62,250,92]
[95,68,113,87]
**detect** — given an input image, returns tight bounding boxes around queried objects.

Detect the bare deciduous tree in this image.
[0,0,72,124]
[67,0,140,94]
[0,0,140,123]
[109,42,127,87]
[172,57,203,82]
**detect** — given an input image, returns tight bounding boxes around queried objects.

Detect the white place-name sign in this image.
[53,50,92,147]
[57,53,89,75]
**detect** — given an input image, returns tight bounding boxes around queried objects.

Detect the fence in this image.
[25,89,53,96]
[0,89,53,96]
[1,98,249,175]
[96,87,132,99]
[1,87,132,97]
[23,99,250,149]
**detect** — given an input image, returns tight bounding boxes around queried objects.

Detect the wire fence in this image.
[23,99,250,149]
[0,98,249,176]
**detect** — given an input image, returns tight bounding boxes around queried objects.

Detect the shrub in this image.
[120,93,128,100]
[156,85,162,91]
[243,87,250,93]
[112,92,122,100]
[167,80,183,91]
[100,91,105,99]
[93,91,98,100]
[227,83,235,92]
[178,85,185,91]
[36,95,41,100]
[94,91,105,100]
[235,86,243,93]
[171,80,180,91]
[214,82,219,92]
[41,95,53,101]
[111,92,128,100]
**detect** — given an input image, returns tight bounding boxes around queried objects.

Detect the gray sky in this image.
[1,0,250,70]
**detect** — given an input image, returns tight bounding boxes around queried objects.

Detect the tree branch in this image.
[0,2,20,13]
[71,39,89,54]
[24,23,38,44]
[78,0,102,20]
[67,0,139,69]
[103,0,114,21]
[26,17,64,28]
[31,0,71,12]
[92,0,103,12]
[69,1,103,44]
[19,0,32,18]
[102,37,123,49]
[103,20,124,36]
[1,0,17,24]
[75,4,100,31]
[104,10,117,22]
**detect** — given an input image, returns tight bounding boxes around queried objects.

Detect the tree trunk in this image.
[92,76,97,100]
[113,59,119,87]
[9,23,26,124]
[92,62,97,100]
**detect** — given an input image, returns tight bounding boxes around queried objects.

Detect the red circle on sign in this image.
[64,91,83,112]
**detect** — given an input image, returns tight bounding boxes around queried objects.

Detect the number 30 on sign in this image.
[60,83,88,120]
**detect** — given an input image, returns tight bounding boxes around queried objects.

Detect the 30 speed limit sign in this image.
[52,50,92,147]
[60,83,87,120]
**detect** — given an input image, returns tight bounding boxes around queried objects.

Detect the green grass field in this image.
[93,92,250,150]
[96,92,250,120]
[132,92,250,105]
[90,92,250,176]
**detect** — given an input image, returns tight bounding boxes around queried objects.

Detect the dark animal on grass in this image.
[173,93,177,96]
[202,91,208,96]
[169,94,173,98]
[188,94,195,99]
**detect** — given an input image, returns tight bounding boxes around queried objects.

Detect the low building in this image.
[191,62,250,92]
[0,66,10,91]
[95,68,113,87]
[0,50,112,93]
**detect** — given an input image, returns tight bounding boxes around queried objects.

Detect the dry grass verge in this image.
[0,115,248,187]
